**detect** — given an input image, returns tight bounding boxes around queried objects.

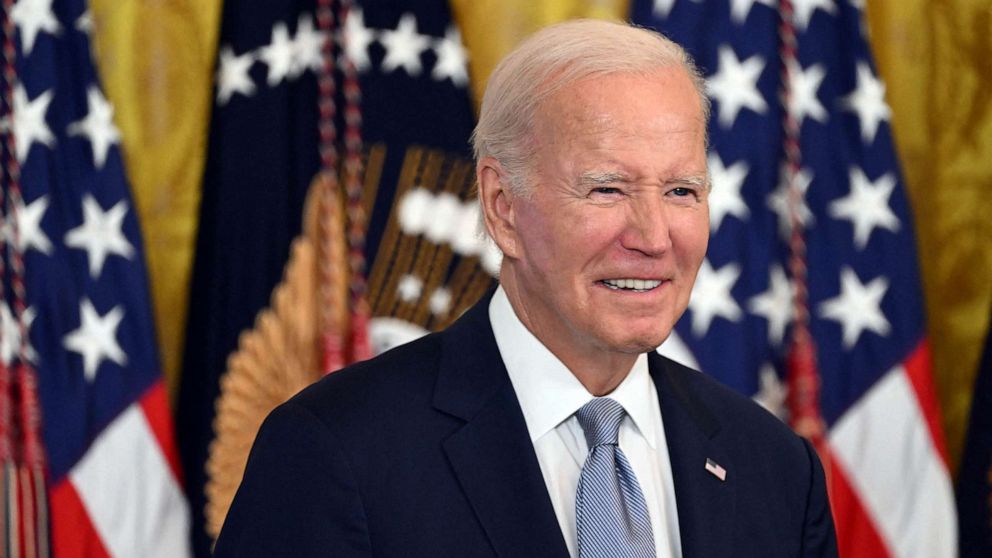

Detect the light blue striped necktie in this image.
[575,397,656,558]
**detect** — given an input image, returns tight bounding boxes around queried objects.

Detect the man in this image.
[214,19,837,557]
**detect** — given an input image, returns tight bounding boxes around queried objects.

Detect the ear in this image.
[476,156,521,259]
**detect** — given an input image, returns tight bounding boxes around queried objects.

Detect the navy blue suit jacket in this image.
[214,296,837,557]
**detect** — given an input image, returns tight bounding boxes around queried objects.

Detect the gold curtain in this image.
[866,1,992,474]
[449,0,630,111]
[89,0,223,403]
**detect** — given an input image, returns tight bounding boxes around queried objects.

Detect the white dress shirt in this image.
[489,287,683,558]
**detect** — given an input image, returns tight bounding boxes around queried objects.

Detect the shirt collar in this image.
[489,286,658,448]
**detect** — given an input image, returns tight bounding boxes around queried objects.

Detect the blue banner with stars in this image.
[178,1,479,555]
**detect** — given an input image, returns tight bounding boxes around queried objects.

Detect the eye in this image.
[592,186,622,196]
[670,187,691,197]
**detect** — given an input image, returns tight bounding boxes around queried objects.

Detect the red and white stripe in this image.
[828,341,956,558]
[50,382,190,558]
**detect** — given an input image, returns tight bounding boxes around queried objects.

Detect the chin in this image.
[603,330,670,355]
[604,316,673,348]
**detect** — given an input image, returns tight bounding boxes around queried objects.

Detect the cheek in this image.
[672,213,710,266]
[518,211,558,264]
[571,209,630,246]
[515,206,576,285]
[520,202,629,280]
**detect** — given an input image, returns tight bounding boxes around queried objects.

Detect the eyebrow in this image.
[577,171,628,186]
[670,174,710,190]
[577,171,711,190]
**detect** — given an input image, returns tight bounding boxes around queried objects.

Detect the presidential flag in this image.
[632,1,956,556]
[179,1,486,554]
[2,0,189,556]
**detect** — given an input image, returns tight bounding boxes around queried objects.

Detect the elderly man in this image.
[215,19,837,558]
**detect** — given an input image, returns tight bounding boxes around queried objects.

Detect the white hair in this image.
[471,19,711,195]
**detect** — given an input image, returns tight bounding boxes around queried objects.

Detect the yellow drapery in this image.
[866,1,992,473]
[88,0,223,402]
[448,0,630,111]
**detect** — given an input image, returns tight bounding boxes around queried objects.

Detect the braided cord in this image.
[316,0,370,371]
[1,3,49,556]
[338,0,371,362]
[778,0,825,448]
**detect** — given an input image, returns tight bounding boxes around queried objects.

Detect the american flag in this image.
[633,0,956,557]
[2,0,189,556]
[633,1,956,556]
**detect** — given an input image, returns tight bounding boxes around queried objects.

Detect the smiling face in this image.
[479,68,710,386]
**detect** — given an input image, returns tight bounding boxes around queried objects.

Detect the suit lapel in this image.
[434,295,569,558]
[433,297,738,557]
[651,353,736,558]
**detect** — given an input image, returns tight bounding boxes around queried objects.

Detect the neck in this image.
[499,276,638,396]
[567,355,636,396]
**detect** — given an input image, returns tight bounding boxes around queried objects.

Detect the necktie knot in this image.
[576,397,626,449]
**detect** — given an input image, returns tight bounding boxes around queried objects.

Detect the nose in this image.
[620,196,672,257]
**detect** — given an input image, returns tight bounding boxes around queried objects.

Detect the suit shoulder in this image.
[657,354,806,455]
[656,354,836,551]
[286,331,444,426]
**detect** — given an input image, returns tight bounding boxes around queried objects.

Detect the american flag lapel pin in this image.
[705,458,727,481]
